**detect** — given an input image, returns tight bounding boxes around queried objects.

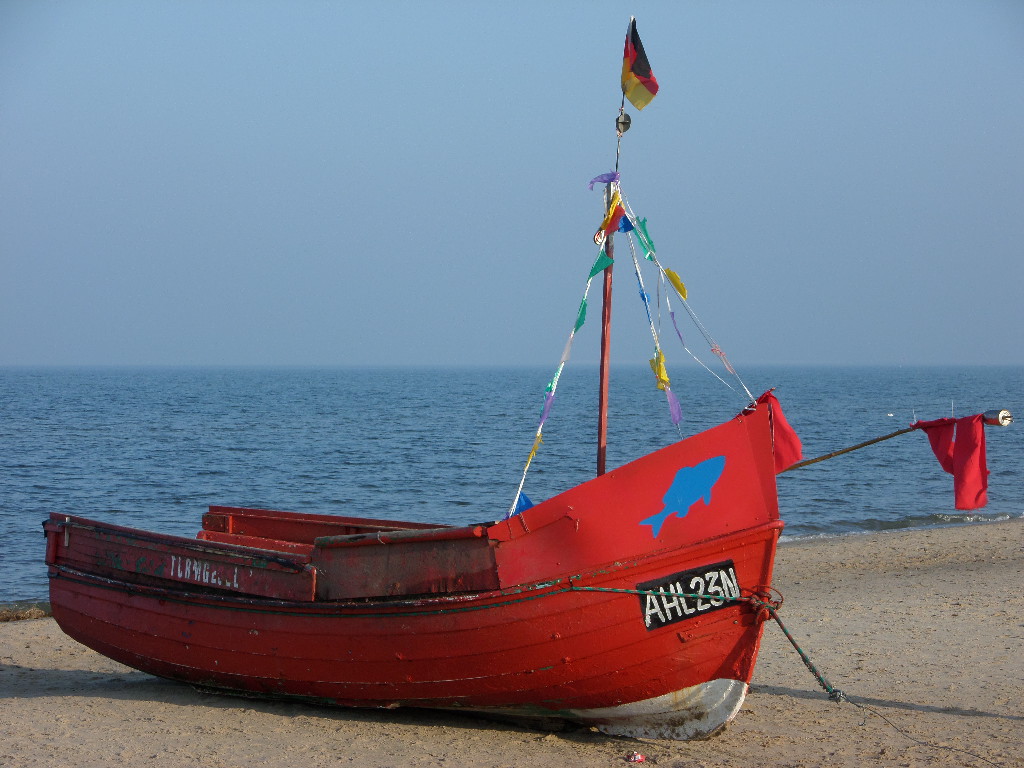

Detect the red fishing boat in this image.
[44,19,799,740]
[44,397,788,740]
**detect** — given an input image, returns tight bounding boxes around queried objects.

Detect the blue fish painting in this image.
[640,455,727,537]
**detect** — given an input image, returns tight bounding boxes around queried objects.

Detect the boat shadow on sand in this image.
[749,683,1022,722]
[4,663,1019,733]
[0,662,616,740]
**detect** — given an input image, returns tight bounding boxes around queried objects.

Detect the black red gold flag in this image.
[621,17,659,110]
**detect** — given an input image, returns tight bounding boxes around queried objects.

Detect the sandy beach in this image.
[2,520,1021,767]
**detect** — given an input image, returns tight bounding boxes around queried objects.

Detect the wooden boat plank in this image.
[48,567,757,710]
[312,535,499,599]
[196,530,316,554]
[203,505,443,544]
[45,517,317,601]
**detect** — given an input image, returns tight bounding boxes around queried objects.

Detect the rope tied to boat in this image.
[571,582,999,765]
[569,583,845,702]
[744,590,847,704]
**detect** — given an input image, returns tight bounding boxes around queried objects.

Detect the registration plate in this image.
[637,559,741,630]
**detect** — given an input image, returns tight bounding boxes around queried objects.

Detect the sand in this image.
[2,520,1021,768]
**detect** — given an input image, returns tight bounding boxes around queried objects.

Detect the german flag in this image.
[621,17,658,110]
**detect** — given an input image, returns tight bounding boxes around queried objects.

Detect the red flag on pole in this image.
[757,391,803,474]
[912,415,989,510]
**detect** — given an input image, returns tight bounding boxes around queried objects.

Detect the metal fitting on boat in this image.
[983,409,1013,426]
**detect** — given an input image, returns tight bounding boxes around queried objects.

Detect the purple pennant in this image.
[666,388,682,425]
[588,172,620,190]
[669,310,685,348]
[539,391,556,426]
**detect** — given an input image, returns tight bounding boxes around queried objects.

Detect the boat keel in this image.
[570,678,748,740]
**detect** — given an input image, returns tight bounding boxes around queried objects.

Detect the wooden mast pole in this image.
[597,203,613,477]
[598,94,628,477]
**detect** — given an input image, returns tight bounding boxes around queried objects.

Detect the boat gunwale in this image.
[207,504,447,532]
[47,518,784,617]
[45,515,312,571]
[313,524,489,548]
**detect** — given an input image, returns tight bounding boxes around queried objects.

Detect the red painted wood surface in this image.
[490,403,777,587]
[312,526,499,599]
[203,506,441,541]
[46,516,316,601]
[47,522,778,712]
[44,400,784,718]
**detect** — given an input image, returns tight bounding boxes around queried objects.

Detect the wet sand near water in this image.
[1,520,1021,767]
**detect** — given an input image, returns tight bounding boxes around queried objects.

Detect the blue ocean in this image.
[2,365,1021,604]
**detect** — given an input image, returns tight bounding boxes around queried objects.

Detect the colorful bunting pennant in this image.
[526,433,543,465]
[540,391,555,426]
[635,218,655,259]
[666,388,682,425]
[589,249,614,278]
[594,190,627,244]
[665,268,687,300]
[574,297,588,332]
[512,492,534,515]
[711,344,737,375]
[648,349,670,391]
[588,172,620,190]
[669,309,686,348]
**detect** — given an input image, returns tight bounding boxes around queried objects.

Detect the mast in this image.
[597,15,656,477]
[597,193,614,476]
[597,104,628,476]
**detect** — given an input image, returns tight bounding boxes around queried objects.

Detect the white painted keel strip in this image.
[569,678,748,740]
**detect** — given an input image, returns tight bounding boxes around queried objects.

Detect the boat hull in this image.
[45,401,785,739]
[47,518,780,739]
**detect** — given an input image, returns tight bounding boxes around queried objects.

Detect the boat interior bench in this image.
[198,506,500,600]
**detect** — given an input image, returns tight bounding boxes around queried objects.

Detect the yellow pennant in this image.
[525,433,544,466]
[648,349,670,391]
[665,268,687,300]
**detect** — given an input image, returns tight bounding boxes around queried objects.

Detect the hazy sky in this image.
[3,1,1023,368]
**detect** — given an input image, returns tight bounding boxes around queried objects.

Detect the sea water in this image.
[1,365,1021,603]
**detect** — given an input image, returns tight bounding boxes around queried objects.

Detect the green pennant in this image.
[574,297,588,332]
[636,218,656,260]
[588,249,614,278]
[545,362,565,393]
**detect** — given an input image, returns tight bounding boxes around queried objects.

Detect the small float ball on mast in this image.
[616,112,632,136]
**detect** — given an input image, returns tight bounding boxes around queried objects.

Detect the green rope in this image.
[574,585,846,702]
[750,598,847,703]
[577,586,999,766]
